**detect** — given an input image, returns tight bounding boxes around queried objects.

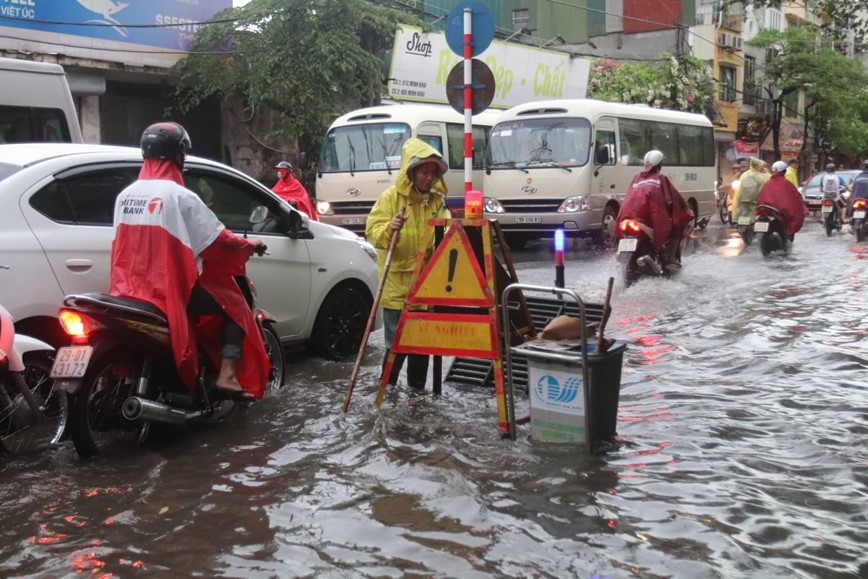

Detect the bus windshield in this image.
[318,123,411,173]
[488,118,592,169]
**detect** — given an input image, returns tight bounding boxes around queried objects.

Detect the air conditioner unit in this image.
[732,36,743,50]
[719,33,731,48]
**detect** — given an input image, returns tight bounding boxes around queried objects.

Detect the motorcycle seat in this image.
[63,293,168,324]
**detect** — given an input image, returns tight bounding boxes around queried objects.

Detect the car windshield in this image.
[318,123,411,173]
[0,162,23,182]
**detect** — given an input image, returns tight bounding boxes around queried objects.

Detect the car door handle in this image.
[65,259,93,272]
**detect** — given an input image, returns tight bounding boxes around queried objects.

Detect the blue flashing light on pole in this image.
[554,229,565,288]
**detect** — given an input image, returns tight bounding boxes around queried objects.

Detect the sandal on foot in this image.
[214,385,256,402]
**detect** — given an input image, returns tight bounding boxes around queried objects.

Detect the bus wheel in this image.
[594,206,618,250]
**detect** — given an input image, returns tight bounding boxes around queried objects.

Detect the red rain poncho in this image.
[615,166,693,252]
[757,173,808,236]
[272,171,318,221]
[109,159,269,398]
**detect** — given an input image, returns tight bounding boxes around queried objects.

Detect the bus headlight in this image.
[316,200,333,216]
[557,195,590,213]
[483,196,505,214]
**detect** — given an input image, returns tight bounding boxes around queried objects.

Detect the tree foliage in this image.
[724,1,868,53]
[749,26,868,158]
[586,55,716,116]
[171,0,417,150]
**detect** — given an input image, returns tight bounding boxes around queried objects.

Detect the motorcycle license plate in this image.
[821,205,833,214]
[50,346,93,379]
[618,238,638,252]
[737,216,752,225]
[754,221,769,232]
[854,211,866,219]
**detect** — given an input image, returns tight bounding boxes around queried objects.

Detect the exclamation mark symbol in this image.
[445,249,458,293]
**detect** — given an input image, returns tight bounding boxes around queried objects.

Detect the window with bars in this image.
[743,56,757,105]
[512,9,529,25]
[720,66,736,102]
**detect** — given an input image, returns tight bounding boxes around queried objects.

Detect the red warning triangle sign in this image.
[406,221,493,307]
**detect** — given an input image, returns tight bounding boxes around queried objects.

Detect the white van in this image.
[0,57,83,144]
[314,103,501,233]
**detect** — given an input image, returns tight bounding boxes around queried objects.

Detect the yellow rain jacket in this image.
[732,157,769,223]
[365,138,450,311]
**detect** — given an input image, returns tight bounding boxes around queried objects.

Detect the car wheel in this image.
[310,285,372,361]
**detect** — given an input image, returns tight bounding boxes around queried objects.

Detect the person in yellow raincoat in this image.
[366,138,450,390]
[731,157,769,225]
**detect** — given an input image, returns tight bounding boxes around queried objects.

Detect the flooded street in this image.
[1,220,866,578]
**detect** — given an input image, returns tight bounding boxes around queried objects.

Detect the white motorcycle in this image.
[1,265,68,454]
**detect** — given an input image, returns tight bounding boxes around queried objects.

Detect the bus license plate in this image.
[821,205,833,214]
[754,221,769,232]
[50,346,93,379]
[618,238,638,252]
[514,216,541,224]
[854,211,866,219]
[341,217,365,225]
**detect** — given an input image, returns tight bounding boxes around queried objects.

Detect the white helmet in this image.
[771,160,787,173]
[644,150,665,167]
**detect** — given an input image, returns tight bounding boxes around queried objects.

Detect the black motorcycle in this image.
[754,204,790,256]
[53,208,285,458]
[850,197,868,242]
[734,200,757,246]
[821,194,843,237]
[616,218,683,287]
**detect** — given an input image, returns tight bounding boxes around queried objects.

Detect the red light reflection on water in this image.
[26,522,67,546]
[848,244,868,260]
[69,540,109,576]
[617,314,671,365]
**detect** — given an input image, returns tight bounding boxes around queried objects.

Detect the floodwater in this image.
[1,220,866,578]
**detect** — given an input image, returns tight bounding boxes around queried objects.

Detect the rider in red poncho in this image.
[757,161,808,238]
[272,161,318,221]
[110,122,269,401]
[615,150,694,266]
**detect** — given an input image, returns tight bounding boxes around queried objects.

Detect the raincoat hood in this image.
[748,157,764,172]
[394,138,448,198]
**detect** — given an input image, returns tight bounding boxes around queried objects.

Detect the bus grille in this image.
[499,199,562,213]
[330,201,375,215]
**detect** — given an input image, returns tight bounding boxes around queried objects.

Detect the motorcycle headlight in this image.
[483,196,505,214]
[557,195,590,213]
[316,200,333,216]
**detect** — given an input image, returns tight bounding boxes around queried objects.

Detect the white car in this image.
[0,143,379,360]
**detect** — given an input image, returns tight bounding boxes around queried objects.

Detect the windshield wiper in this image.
[346,135,356,177]
[533,161,573,173]
[489,161,529,174]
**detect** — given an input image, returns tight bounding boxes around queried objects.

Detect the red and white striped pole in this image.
[463,8,473,198]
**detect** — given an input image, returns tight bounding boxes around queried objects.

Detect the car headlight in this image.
[358,240,377,263]
[557,195,590,213]
[316,200,333,216]
[483,196,504,214]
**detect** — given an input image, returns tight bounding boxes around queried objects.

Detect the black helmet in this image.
[275,161,294,171]
[141,122,191,170]
[825,163,836,172]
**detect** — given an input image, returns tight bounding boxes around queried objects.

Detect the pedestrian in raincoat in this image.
[785,157,800,189]
[757,161,808,240]
[731,157,769,225]
[272,161,318,221]
[365,138,450,390]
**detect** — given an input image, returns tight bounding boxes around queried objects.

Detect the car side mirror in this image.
[288,208,314,239]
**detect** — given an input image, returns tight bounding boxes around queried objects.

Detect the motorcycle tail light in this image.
[619,219,641,234]
[823,198,833,207]
[58,309,102,342]
[853,199,867,209]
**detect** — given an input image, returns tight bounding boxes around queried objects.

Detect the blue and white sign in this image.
[0,0,231,51]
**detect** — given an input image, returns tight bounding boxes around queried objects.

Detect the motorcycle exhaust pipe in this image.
[122,396,204,426]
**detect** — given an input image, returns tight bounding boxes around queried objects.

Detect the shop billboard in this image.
[0,0,232,67]
[388,25,590,109]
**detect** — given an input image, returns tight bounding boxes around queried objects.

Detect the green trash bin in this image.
[514,340,626,446]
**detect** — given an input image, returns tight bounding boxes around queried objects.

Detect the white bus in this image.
[314,103,501,233]
[483,99,715,248]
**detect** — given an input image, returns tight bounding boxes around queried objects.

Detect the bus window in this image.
[488,118,591,168]
[0,105,71,143]
[446,123,493,170]
[595,130,616,165]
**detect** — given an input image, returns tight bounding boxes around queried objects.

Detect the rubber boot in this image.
[382,349,406,385]
[406,355,429,390]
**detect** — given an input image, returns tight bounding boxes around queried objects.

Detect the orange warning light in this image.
[465,190,483,219]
